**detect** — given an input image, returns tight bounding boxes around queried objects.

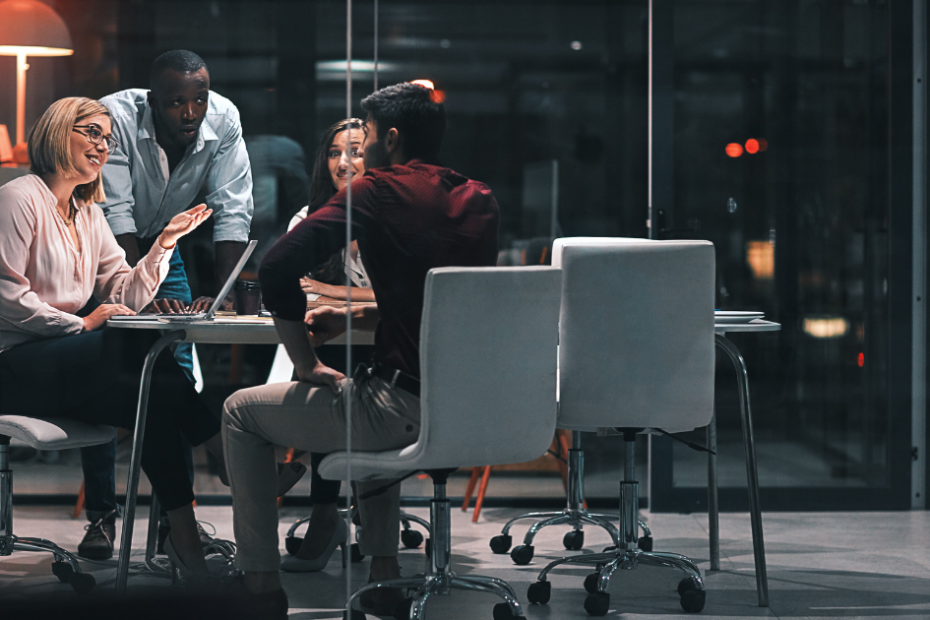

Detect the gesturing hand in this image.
[295,359,346,394]
[158,204,212,249]
[83,304,135,331]
[305,306,348,347]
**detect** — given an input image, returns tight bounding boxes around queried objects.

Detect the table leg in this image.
[707,409,720,571]
[714,334,769,607]
[115,331,185,595]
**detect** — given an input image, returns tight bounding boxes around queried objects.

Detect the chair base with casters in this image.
[0,416,118,594]
[344,469,525,620]
[489,431,653,565]
[285,507,430,562]
[527,431,705,617]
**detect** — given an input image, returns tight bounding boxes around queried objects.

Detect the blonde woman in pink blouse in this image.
[0,97,225,579]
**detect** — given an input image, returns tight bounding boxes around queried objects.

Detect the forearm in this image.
[274,316,320,373]
[350,304,381,331]
[115,233,141,267]
[318,282,377,303]
[215,240,247,296]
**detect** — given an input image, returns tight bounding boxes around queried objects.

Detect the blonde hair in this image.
[28,97,110,204]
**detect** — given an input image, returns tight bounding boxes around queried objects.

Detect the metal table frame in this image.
[107,319,371,594]
[708,319,780,607]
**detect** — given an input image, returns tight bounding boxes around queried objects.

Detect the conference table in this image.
[106,314,780,603]
[106,316,373,594]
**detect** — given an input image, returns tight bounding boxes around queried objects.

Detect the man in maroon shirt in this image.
[221,82,499,616]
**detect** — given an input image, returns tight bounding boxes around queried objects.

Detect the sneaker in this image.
[77,511,117,560]
[157,521,215,555]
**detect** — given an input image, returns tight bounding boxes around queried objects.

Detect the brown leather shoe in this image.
[77,511,116,560]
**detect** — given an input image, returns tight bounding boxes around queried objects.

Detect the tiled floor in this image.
[2,504,929,619]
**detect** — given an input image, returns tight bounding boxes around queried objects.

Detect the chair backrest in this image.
[556,238,716,433]
[414,266,561,470]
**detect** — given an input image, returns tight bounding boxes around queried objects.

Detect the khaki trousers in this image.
[222,373,420,572]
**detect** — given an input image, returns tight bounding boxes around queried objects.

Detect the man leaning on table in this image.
[77,49,254,561]
[219,82,499,617]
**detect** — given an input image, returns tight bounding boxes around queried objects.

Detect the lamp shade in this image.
[0,0,73,56]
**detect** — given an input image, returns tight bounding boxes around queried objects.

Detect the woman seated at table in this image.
[0,97,229,578]
[279,118,377,571]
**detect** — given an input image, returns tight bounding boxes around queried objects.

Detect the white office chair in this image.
[491,238,658,564]
[525,239,715,616]
[319,266,562,620]
[0,415,117,593]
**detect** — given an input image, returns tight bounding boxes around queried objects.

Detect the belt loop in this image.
[389,368,400,389]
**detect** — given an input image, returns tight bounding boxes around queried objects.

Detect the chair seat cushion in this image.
[0,415,116,450]
[318,445,421,482]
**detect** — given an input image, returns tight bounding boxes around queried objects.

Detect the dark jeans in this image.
[308,344,375,505]
[0,328,219,511]
[80,236,196,516]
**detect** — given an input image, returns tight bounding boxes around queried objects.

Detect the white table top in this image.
[714,318,781,334]
[107,316,374,346]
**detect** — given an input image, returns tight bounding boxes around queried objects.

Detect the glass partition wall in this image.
[1,0,918,513]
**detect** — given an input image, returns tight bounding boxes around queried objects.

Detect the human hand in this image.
[300,277,337,298]
[157,204,212,249]
[188,295,233,313]
[295,359,346,393]
[141,298,188,314]
[305,305,347,346]
[83,304,136,331]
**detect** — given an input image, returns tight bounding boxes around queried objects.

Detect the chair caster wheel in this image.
[51,560,74,583]
[638,535,653,552]
[70,572,95,593]
[677,577,700,596]
[401,528,424,549]
[680,589,706,613]
[584,591,610,616]
[425,538,431,558]
[583,572,600,593]
[563,529,585,550]
[492,602,519,620]
[350,543,365,563]
[489,534,512,554]
[284,535,302,556]
[510,544,534,565]
[527,580,551,604]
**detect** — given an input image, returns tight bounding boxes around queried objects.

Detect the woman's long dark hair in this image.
[306,117,366,214]
[307,118,366,284]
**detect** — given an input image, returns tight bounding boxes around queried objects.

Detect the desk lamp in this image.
[0,0,73,146]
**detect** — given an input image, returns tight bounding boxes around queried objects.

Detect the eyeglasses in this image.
[73,125,120,154]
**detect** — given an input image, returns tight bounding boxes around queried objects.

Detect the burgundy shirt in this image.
[260,160,500,378]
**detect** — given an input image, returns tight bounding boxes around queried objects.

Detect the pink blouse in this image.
[0,174,172,353]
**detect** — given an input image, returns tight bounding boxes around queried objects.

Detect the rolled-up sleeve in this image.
[99,118,138,237]
[205,109,253,243]
[0,189,84,336]
[259,180,373,321]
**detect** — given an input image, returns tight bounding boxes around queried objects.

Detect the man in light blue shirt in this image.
[77,50,253,561]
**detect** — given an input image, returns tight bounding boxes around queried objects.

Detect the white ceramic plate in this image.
[714,310,764,324]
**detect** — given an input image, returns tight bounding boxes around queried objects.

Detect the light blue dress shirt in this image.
[99,89,253,242]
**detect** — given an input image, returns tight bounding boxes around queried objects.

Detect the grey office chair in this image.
[0,415,117,593]
[319,266,562,620]
[525,239,715,616]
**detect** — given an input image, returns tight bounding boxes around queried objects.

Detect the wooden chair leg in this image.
[472,465,492,522]
[462,467,481,511]
[72,481,85,519]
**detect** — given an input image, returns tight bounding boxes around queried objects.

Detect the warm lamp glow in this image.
[0,0,74,145]
[0,45,72,56]
[725,143,743,158]
[746,240,774,279]
[410,79,435,90]
[802,316,849,339]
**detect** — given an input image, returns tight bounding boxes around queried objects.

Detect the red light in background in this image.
[745,139,760,154]
[725,143,743,158]
[411,79,435,90]
[858,352,865,368]
[431,90,446,103]
[758,138,768,152]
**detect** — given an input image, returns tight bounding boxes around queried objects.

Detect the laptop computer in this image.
[110,239,257,323]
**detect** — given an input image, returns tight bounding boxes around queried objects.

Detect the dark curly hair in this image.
[360,82,446,163]
[149,50,208,89]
